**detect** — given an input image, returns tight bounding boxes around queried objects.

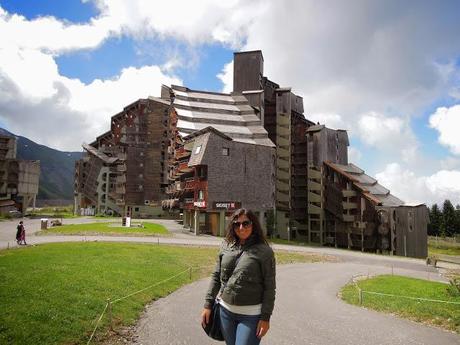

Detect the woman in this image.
[201,209,276,345]
[16,221,26,245]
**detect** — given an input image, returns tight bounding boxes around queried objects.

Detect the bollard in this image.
[391,265,394,276]
[189,267,192,280]
[107,298,113,331]
[7,242,9,249]
[358,288,363,305]
[157,238,159,245]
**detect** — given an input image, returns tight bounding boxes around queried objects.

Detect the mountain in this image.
[0,128,83,200]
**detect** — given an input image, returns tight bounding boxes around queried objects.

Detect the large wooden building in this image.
[74,97,170,217]
[74,50,428,258]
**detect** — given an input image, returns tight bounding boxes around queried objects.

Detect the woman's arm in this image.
[260,247,276,321]
[203,244,224,309]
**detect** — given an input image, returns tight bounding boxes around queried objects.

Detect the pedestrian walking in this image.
[16,221,26,245]
[201,208,276,345]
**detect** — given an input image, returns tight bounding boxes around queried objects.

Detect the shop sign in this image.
[194,201,206,208]
[212,201,241,210]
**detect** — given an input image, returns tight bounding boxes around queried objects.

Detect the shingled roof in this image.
[170,85,275,147]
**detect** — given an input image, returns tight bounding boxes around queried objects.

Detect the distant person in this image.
[16,221,26,245]
[201,208,276,345]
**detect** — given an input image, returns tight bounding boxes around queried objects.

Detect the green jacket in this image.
[204,238,276,321]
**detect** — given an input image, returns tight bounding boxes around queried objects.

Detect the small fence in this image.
[86,263,215,345]
[350,274,460,306]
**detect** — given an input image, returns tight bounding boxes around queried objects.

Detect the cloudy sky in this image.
[0,0,459,206]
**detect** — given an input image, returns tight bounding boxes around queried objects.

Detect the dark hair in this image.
[225,208,268,245]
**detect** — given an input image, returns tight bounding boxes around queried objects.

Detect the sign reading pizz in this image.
[212,201,242,210]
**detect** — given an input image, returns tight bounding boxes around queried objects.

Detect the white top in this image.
[219,299,262,316]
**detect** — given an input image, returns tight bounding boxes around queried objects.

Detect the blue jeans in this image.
[219,305,262,345]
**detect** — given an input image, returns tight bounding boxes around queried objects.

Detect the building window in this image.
[222,147,229,156]
[134,207,139,212]
[195,145,202,155]
[198,190,204,200]
[139,174,143,179]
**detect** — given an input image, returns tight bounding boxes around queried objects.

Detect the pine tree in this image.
[441,200,456,237]
[429,204,442,236]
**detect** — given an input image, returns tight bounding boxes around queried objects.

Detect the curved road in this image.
[132,262,459,345]
[1,218,459,344]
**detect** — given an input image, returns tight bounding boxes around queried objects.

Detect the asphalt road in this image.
[132,262,460,345]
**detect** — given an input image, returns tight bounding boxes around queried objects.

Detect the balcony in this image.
[117,164,127,172]
[115,185,126,194]
[342,189,357,198]
[116,175,126,184]
[117,153,127,160]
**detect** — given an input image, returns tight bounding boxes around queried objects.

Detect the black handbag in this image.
[202,301,224,341]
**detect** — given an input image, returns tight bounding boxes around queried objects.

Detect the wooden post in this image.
[391,265,394,276]
[189,267,192,280]
[7,242,9,249]
[358,288,363,305]
[107,298,113,330]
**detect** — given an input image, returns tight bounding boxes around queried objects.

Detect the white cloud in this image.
[217,61,233,93]
[0,48,181,150]
[376,163,460,206]
[305,112,348,131]
[348,146,362,164]
[356,112,419,164]
[429,104,460,155]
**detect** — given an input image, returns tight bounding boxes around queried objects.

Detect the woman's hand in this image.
[256,320,270,338]
[201,308,211,328]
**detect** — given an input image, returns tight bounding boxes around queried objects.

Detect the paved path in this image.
[1,218,458,344]
[132,262,459,345]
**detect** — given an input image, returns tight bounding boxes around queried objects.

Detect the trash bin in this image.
[40,218,49,230]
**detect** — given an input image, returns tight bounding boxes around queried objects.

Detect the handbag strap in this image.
[217,249,245,300]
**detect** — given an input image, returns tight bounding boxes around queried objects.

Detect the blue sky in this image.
[0,0,460,206]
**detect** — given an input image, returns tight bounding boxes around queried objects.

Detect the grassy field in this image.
[341,275,460,332]
[0,242,324,345]
[27,206,78,219]
[39,222,170,236]
[428,237,460,256]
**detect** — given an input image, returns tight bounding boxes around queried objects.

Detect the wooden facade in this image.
[74,98,170,217]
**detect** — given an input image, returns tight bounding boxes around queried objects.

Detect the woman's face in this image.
[233,214,253,243]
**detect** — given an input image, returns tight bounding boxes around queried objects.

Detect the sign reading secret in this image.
[212,201,242,210]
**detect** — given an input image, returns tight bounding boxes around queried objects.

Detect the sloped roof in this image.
[82,143,118,164]
[170,85,275,147]
[324,161,404,206]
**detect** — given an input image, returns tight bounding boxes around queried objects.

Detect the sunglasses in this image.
[232,220,252,229]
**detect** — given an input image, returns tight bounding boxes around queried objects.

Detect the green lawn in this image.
[341,275,460,332]
[428,237,460,256]
[39,222,170,236]
[0,242,324,344]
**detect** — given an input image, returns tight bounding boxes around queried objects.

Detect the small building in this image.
[0,135,40,214]
[164,126,275,234]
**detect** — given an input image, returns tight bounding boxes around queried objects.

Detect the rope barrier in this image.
[361,290,460,305]
[86,301,109,345]
[112,267,190,304]
[350,274,460,305]
[86,263,218,344]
